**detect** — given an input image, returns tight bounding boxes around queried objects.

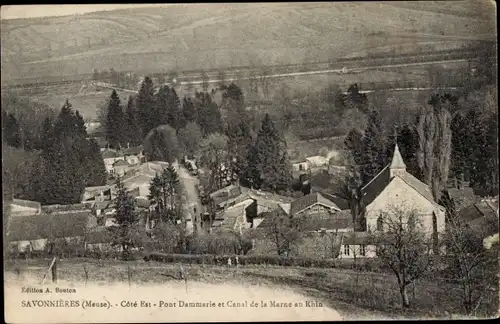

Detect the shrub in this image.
[143,252,384,270]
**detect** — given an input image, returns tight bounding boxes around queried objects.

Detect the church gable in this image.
[366,176,436,216]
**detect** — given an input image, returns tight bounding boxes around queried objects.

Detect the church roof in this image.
[390,143,406,169]
[361,144,435,206]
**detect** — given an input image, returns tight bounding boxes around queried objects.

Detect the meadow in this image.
[5,258,495,319]
[1,2,495,82]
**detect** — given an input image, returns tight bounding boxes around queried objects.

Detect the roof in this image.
[305,155,329,167]
[253,209,285,228]
[220,205,248,232]
[41,203,94,214]
[94,201,111,210]
[102,149,120,159]
[209,184,241,199]
[122,146,143,155]
[341,232,378,245]
[12,199,41,211]
[245,189,294,210]
[459,201,498,229]
[210,185,242,206]
[390,143,406,170]
[113,159,129,167]
[361,164,435,206]
[290,192,340,215]
[446,187,476,208]
[319,192,350,210]
[7,211,92,241]
[301,210,353,231]
[10,199,41,216]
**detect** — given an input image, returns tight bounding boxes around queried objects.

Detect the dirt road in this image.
[175,163,203,234]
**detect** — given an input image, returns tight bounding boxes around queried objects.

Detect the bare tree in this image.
[375,207,434,308]
[444,210,499,316]
[198,133,230,193]
[264,210,304,256]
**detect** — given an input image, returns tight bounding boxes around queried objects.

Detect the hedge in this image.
[144,252,385,271]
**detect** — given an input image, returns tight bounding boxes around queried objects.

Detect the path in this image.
[175,162,204,234]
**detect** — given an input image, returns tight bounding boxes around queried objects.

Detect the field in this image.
[1,2,495,82]
[4,258,493,320]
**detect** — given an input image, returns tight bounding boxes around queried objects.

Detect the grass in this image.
[1,2,495,82]
[5,258,496,319]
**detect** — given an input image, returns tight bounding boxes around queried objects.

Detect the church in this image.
[338,144,446,259]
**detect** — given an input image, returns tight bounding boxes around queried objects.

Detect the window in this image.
[360,245,366,256]
[377,216,383,231]
[344,244,350,256]
[299,164,303,171]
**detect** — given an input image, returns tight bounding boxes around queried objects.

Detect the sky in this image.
[0,4,180,20]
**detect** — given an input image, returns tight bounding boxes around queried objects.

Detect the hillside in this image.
[1,2,496,82]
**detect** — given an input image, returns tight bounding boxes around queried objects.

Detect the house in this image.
[7,209,95,253]
[292,159,309,173]
[292,156,330,177]
[82,185,112,202]
[361,143,446,237]
[206,185,294,231]
[102,149,124,174]
[210,198,255,234]
[112,159,130,177]
[337,232,382,259]
[122,145,145,165]
[257,192,353,233]
[305,155,330,172]
[209,184,243,210]
[10,199,41,217]
[443,177,477,211]
[457,198,499,247]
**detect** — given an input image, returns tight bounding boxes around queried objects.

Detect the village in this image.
[6,137,498,260]
[2,2,498,320]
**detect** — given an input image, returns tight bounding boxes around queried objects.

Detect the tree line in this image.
[2,98,106,205]
[103,79,293,195]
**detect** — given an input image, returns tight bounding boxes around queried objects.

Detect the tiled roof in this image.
[290,192,340,215]
[7,211,92,241]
